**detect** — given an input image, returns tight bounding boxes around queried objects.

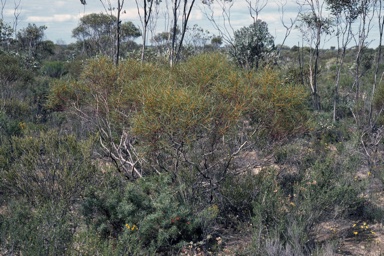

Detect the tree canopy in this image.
[230,20,275,69]
[72,13,141,57]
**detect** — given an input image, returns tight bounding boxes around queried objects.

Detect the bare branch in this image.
[1,0,6,20]
[202,0,236,46]
[245,0,267,23]
[277,0,301,55]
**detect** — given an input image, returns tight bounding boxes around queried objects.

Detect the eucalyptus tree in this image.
[325,0,363,122]
[135,0,159,62]
[73,13,115,57]
[276,0,301,57]
[115,0,124,65]
[297,0,333,110]
[72,13,140,59]
[169,0,197,66]
[79,0,140,65]
[370,0,384,126]
[17,23,47,57]
[350,0,375,108]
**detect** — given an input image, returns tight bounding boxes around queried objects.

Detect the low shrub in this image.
[82,174,205,254]
[41,61,68,78]
[250,150,364,255]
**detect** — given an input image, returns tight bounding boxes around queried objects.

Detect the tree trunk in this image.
[115,0,122,66]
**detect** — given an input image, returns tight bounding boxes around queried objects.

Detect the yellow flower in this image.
[125,224,130,229]
[352,223,356,227]
[18,122,26,130]
[353,231,358,235]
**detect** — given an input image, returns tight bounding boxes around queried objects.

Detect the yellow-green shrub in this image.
[247,68,309,140]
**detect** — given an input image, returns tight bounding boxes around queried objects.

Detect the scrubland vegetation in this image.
[1,2,384,255]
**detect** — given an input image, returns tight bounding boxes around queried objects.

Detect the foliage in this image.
[325,0,365,22]
[0,131,96,255]
[0,53,30,84]
[120,21,142,41]
[211,36,223,47]
[0,130,96,206]
[41,61,68,78]
[82,174,203,253]
[373,81,384,124]
[3,28,384,255]
[17,23,51,58]
[250,143,364,255]
[47,53,309,196]
[298,13,334,37]
[230,20,275,69]
[72,13,141,57]
[246,68,310,140]
[0,19,13,51]
[0,199,75,255]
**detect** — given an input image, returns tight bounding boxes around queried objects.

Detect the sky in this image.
[0,0,381,48]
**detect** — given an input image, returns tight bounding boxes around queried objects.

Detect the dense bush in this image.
[0,131,97,255]
[0,199,74,255]
[0,130,96,205]
[81,174,205,254]
[41,61,68,78]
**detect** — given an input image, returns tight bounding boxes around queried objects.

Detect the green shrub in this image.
[0,199,74,255]
[250,149,364,255]
[82,174,204,254]
[0,130,96,206]
[218,173,260,225]
[41,61,68,78]
[247,68,310,141]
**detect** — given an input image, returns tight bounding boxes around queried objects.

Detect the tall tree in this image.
[169,0,197,66]
[72,13,140,59]
[351,0,375,107]
[79,0,141,65]
[297,0,333,110]
[135,0,157,62]
[73,13,115,57]
[369,0,384,126]
[114,0,124,65]
[17,23,47,57]
[326,0,362,122]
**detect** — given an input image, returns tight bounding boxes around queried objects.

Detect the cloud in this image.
[26,14,78,23]
[54,1,67,8]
